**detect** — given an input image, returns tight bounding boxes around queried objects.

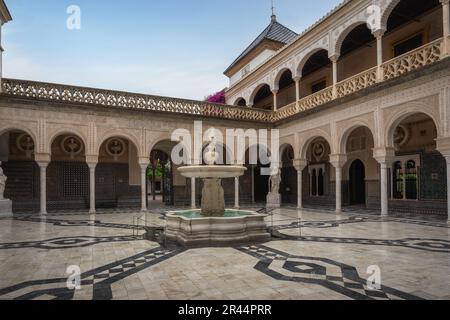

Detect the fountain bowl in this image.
[178,165,246,179]
[165,209,271,247]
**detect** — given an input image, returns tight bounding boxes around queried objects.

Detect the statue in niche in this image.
[0,162,7,200]
[269,169,282,194]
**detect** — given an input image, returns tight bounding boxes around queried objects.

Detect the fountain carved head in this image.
[204,136,219,165]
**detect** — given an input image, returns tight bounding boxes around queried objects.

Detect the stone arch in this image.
[334,21,371,57]
[380,0,401,31]
[299,129,333,159]
[47,128,88,156]
[233,97,247,107]
[0,124,38,151]
[97,130,142,156]
[296,47,329,77]
[385,104,442,148]
[338,120,377,155]
[273,67,294,91]
[249,82,272,106]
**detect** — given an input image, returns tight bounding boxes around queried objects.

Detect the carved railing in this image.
[274,86,333,121]
[1,78,272,123]
[382,38,442,81]
[336,66,378,98]
[0,39,445,124]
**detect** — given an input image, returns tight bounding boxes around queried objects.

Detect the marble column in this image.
[87,162,97,214]
[330,154,346,214]
[335,166,342,213]
[234,177,240,209]
[38,162,49,215]
[373,30,385,81]
[294,159,308,210]
[272,89,278,111]
[380,162,389,216]
[191,177,196,209]
[140,163,148,212]
[294,76,301,102]
[330,55,339,98]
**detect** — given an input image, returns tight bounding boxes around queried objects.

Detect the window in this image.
[311,79,327,94]
[309,164,325,197]
[391,156,420,201]
[392,33,424,57]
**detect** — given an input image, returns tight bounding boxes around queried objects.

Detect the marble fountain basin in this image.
[178,165,246,179]
[165,209,271,247]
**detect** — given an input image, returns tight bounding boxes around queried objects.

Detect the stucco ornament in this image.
[0,162,7,200]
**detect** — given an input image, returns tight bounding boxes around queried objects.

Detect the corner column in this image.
[294,159,308,209]
[330,154,347,214]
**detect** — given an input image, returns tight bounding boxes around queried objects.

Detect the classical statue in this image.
[268,169,281,194]
[0,162,7,200]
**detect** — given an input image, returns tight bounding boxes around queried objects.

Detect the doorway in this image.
[349,159,366,205]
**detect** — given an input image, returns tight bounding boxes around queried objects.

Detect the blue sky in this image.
[3,0,342,100]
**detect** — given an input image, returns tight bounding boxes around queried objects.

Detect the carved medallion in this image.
[394,125,410,148]
[106,138,126,160]
[312,142,326,162]
[61,136,84,159]
[16,134,35,158]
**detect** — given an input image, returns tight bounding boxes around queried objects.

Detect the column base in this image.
[0,199,13,217]
[89,210,96,215]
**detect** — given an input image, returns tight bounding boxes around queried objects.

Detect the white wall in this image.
[229,49,276,87]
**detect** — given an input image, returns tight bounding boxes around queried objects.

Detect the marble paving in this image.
[0,207,449,300]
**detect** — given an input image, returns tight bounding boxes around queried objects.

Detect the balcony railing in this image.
[0,38,445,124]
[336,66,378,98]
[382,38,442,81]
[0,79,272,123]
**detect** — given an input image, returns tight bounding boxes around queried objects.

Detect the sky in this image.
[2,0,343,100]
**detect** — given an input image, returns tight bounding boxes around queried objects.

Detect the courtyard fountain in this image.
[165,140,271,246]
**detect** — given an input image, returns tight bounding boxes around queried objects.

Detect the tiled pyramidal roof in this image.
[225,16,298,74]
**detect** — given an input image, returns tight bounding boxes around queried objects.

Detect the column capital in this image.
[138,157,150,168]
[271,89,279,95]
[440,0,450,5]
[37,161,50,168]
[373,147,395,164]
[86,155,99,164]
[372,29,386,39]
[329,54,340,63]
[293,75,301,82]
[293,159,308,171]
[35,153,50,163]
[329,154,347,169]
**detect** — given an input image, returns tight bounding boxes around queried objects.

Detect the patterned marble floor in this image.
[0,207,449,300]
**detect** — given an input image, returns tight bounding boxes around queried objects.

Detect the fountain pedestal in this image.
[202,178,225,216]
